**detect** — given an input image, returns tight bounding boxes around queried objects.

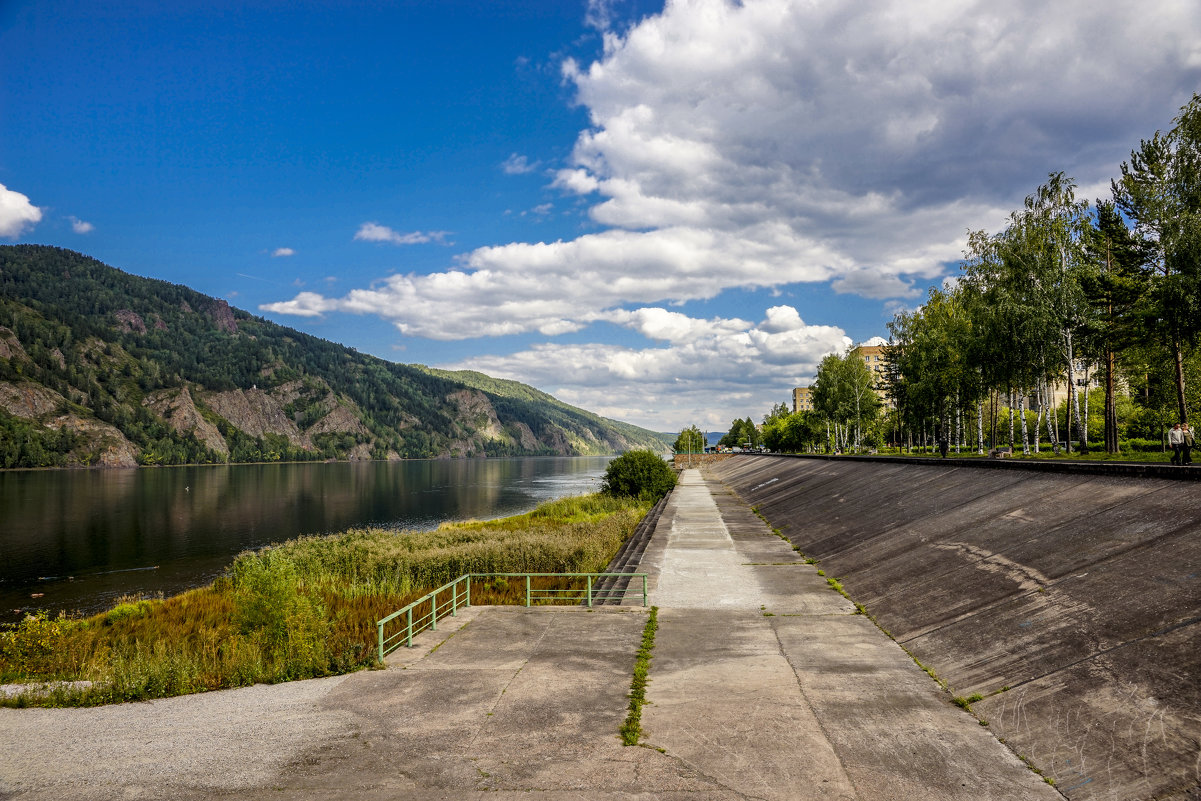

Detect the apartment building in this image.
[792,385,814,413]
[792,338,892,413]
[853,340,893,409]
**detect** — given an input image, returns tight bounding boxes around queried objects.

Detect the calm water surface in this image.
[0,457,612,622]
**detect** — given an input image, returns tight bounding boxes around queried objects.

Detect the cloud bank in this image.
[444,305,851,430]
[262,0,1201,428]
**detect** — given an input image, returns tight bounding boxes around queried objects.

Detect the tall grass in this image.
[0,493,649,707]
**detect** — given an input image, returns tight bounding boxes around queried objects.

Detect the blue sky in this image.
[3,0,1200,432]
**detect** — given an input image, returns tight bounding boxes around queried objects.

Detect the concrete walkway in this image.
[636,469,1062,800]
[0,470,1063,800]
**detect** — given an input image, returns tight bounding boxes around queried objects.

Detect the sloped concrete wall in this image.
[707,455,1201,801]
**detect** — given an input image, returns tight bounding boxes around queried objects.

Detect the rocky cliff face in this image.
[204,387,309,447]
[0,327,28,361]
[0,380,62,418]
[143,387,229,457]
[0,380,140,467]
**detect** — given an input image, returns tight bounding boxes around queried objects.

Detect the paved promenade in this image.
[0,470,1060,800]
[638,470,1060,800]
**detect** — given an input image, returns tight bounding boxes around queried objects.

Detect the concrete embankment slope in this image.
[706,455,1201,801]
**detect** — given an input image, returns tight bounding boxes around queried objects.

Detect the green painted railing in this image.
[376,572,648,660]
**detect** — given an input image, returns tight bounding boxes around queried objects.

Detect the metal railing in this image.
[376,572,648,660]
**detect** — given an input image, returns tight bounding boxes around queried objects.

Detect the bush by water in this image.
[601,450,677,502]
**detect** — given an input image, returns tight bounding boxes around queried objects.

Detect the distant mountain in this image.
[422,368,675,451]
[0,245,668,468]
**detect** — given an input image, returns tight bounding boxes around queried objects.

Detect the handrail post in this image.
[406,606,413,648]
[451,578,458,617]
[431,590,438,631]
[377,620,385,662]
[587,574,593,608]
[642,574,647,607]
[466,574,472,607]
[525,574,531,607]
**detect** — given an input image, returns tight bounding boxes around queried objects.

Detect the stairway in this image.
[589,494,668,606]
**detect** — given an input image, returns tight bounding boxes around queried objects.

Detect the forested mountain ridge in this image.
[418,367,674,452]
[0,245,667,468]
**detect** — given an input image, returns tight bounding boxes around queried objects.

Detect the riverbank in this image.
[0,492,649,707]
[1,456,616,624]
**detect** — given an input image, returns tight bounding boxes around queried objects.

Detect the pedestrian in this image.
[1169,423,1184,465]
[1183,423,1195,466]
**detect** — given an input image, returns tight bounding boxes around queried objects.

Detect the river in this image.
[0,457,613,623]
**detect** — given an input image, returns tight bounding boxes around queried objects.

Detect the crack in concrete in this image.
[464,610,559,756]
[767,616,862,800]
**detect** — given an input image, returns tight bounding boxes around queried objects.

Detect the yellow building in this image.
[853,342,886,384]
[852,339,892,409]
[793,338,893,414]
[793,385,814,413]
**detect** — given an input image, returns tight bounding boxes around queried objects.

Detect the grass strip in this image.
[0,493,649,708]
[619,605,659,746]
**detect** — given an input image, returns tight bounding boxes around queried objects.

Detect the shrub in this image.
[602,450,677,502]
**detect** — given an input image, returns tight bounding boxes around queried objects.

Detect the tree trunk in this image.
[955,396,962,454]
[977,398,985,454]
[1018,391,1030,455]
[1007,388,1015,449]
[1173,336,1188,424]
[1033,385,1043,454]
[1043,379,1057,451]
[990,391,998,450]
[1082,363,1091,446]
[1066,330,1087,453]
[1105,346,1118,452]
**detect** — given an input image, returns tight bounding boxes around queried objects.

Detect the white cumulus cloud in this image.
[0,184,42,238]
[272,247,295,257]
[354,222,450,246]
[69,216,94,234]
[269,0,1200,345]
[441,305,851,430]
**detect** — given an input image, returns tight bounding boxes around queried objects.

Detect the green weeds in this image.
[620,606,659,746]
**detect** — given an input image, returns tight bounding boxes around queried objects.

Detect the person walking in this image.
[1169,423,1184,465]
[1183,423,1195,466]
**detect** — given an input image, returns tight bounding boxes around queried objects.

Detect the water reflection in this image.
[0,457,611,621]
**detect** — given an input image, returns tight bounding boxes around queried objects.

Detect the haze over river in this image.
[0,457,613,623]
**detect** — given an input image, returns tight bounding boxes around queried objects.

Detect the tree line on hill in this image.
[0,246,668,468]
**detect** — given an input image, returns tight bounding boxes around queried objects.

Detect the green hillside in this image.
[420,367,675,451]
[0,245,667,468]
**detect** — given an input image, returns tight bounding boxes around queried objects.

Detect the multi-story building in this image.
[852,338,892,408]
[792,385,814,413]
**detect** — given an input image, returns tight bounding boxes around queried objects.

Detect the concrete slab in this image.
[710,455,1201,801]
[639,470,1060,801]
